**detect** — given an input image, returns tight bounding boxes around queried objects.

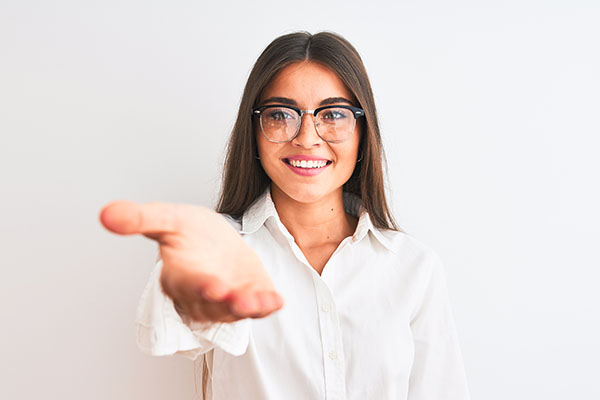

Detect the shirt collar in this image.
[240,188,279,235]
[241,187,394,252]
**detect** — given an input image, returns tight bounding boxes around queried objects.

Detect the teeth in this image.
[288,159,328,169]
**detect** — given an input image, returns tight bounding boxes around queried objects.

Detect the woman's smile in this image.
[256,61,361,204]
[282,155,332,176]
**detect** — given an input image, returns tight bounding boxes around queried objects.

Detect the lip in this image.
[284,155,331,162]
[281,155,332,177]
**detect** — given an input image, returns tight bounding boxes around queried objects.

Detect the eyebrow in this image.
[319,97,354,106]
[262,96,297,106]
[261,96,355,107]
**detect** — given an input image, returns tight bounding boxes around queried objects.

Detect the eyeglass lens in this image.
[260,107,356,143]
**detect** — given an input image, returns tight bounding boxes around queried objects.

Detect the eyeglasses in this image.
[252,104,365,143]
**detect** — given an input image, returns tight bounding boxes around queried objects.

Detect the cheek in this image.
[256,135,282,179]
[255,123,277,159]
[345,130,362,160]
[256,134,271,161]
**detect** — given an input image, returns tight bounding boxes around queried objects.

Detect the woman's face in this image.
[256,61,361,205]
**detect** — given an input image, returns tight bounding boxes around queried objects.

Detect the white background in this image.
[1,1,599,399]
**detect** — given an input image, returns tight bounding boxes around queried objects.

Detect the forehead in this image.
[260,61,354,105]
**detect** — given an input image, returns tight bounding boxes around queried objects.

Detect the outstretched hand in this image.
[99,201,284,323]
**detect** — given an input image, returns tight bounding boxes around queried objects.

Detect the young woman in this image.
[100,31,470,399]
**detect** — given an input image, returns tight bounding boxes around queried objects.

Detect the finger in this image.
[173,270,231,303]
[99,201,178,236]
[227,290,261,317]
[177,289,242,323]
[171,275,234,319]
[172,290,214,323]
[194,301,238,322]
[186,301,212,322]
[175,284,282,321]
[198,276,230,302]
[243,292,275,319]
[249,291,285,318]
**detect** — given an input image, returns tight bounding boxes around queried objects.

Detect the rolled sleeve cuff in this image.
[135,259,251,359]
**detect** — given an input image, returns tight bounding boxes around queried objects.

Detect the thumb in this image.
[99,200,178,236]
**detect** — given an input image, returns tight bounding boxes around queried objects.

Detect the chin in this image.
[273,182,341,205]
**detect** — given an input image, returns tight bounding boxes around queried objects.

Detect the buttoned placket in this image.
[248,190,386,400]
[312,264,348,400]
[268,216,354,400]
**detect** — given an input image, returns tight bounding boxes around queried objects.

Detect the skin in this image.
[99,201,283,322]
[98,61,361,322]
[257,61,361,274]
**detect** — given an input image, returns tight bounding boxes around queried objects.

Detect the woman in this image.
[100,31,470,399]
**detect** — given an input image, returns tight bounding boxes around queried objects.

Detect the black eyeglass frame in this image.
[251,104,366,144]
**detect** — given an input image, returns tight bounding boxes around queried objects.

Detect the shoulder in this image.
[373,230,450,312]
[375,228,444,273]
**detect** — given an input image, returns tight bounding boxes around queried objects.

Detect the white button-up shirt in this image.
[136,189,470,399]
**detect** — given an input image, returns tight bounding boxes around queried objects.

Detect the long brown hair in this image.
[216,31,399,231]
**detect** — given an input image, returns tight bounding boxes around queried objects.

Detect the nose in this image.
[291,114,322,148]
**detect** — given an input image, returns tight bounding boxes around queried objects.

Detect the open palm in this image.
[99,201,284,323]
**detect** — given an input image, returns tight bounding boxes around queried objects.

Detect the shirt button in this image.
[328,351,337,360]
[320,304,330,313]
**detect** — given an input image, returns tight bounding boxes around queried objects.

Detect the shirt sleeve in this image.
[408,251,471,400]
[135,259,251,360]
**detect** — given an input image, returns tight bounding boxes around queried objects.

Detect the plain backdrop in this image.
[1,1,599,399]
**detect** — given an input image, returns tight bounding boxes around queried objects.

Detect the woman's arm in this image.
[408,252,471,399]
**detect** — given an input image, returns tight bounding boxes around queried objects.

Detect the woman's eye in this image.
[322,109,347,120]
[266,109,294,121]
